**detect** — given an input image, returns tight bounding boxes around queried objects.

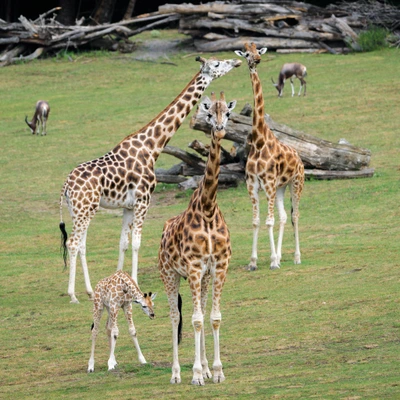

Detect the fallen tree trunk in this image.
[190,105,372,171]
[155,104,374,188]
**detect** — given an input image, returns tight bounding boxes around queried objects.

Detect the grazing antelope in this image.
[25,100,50,135]
[271,63,307,97]
[88,270,156,373]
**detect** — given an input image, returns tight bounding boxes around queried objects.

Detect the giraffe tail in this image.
[178,293,183,345]
[59,181,68,270]
[59,222,68,270]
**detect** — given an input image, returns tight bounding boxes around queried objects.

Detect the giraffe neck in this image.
[198,134,221,220]
[115,72,212,160]
[250,69,275,145]
[125,273,143,301]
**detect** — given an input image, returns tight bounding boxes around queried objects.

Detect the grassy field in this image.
[0,34,399,399]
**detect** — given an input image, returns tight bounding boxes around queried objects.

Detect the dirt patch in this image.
[132,37,196,62]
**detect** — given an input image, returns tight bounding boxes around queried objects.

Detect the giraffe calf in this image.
[88,270,156,373]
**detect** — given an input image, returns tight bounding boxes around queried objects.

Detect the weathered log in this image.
[162,145,205,169]
[328,14,361,50]
[194,36,321,52]
[179,16,339,41]
[159,3,297,15]
[156,174,187,184]
[190,105,372,171]
[305,168,375,180]
[177,173,241,190]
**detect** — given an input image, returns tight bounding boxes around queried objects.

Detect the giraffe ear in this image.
[227,100,237,112]
[200,96,211,112]
[258,47,268,55]
[151,292,157,301]
[234,50,245,58]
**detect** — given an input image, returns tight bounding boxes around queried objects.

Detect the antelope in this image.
[25,100,50,135]
[271,63,307,97]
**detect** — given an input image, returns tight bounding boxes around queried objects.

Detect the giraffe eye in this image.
[226,112,231,117]
[214,62,220,67]
[207,113,212,119]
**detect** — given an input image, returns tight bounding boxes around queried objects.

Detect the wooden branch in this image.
[188,139,237,164]
[162,145,206,169]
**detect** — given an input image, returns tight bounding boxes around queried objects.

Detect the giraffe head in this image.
[201,92,237,140]
[196,56,241,81]
[234,42,267,72]
[135,292,157,319]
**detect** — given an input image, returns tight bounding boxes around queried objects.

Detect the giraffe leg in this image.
[88,300,103,372]
[67,246,80,303]
[131,199,150,283]
[116,208,133,272]
[275,186,287,267]
[162,270,182,384]
[265,190,279,270]
[189,270,205,386]
[123,304,147,364]
[107,308,119,371]
[290,178,303,265]
[210,263,228,383]
[200,272,212,380]
[79,230,94,299]
[67,203,98,303]
[247,180,260,271]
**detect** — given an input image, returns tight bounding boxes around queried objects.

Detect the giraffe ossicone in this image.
[235,42,305,271]
[159,91,236,385]
[88,270,156,373]
[59,56,241,304]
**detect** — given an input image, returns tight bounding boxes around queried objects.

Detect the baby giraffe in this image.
[159,92,236,385]
[88,270,156,373]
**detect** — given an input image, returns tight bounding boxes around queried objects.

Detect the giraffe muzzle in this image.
[232,59,242,68]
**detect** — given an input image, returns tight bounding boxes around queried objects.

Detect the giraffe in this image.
[88,270,156,373]
[234,42,305,271]
[59,55,241,303]
[159,91,236,385]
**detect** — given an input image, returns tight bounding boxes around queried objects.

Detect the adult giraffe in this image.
[59,56,241,303]
[234,43,304,271]
[159,92,236,385]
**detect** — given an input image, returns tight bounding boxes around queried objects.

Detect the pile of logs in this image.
[159,0,400,54]
[156,104,374,190]
[1,1,399,65]
[0,8,180,66]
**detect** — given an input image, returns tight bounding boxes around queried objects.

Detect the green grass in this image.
[1,37,399,399]
[357,26,389,52]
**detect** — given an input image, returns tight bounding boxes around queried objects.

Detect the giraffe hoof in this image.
[203,369,212,379]
[213,374,225,384]
[69,297,80,304]
[170,377,181,384]
[191,378,205,386]
[270,264,280,270]
[245,264,257,271]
